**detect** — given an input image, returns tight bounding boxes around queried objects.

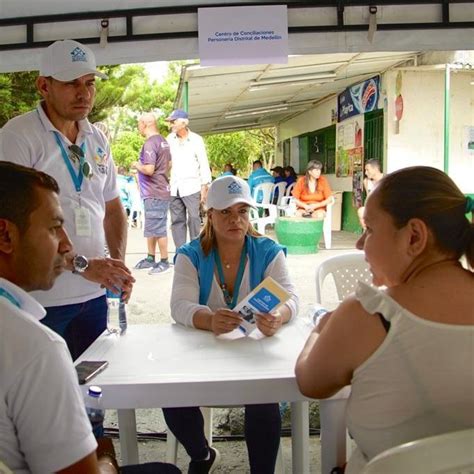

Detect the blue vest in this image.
[176,235,286,305]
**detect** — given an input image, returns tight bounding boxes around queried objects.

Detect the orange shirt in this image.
[292,175,332,208]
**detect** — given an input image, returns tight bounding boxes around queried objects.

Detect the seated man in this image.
[247,159,274,203]
[357,158,384,230]
[0,162,179,474]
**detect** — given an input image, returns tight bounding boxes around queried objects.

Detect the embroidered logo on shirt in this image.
[228,182,242,195]
[94,146,108,174]
[70,47,88,63]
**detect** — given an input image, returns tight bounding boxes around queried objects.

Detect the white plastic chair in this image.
[271,182,287,206]
[249,182,278,234]
[362,428,474,474]
[285,182,295,196]
[314,252,372,473]
[315,251,371,305]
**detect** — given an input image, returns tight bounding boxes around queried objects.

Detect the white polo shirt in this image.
[167,130,212,197]
[0,104,119,307]
[0,278,97,473]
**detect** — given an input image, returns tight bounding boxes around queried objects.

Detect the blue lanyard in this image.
[214,243,247,309]
[0,288,21,308]
[53,132,86,193]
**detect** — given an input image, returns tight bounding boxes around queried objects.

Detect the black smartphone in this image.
[75,360,109,385]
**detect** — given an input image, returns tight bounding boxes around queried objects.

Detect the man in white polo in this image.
[0,39,134,360]
[166,109,212,250]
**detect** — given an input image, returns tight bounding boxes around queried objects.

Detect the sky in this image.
[141,61,169,82]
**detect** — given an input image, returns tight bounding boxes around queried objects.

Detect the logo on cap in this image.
[71,47,88,63]
[228,182,242,195]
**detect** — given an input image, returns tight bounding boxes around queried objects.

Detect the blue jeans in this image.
[163,404,281,474]
[41,295,107,361]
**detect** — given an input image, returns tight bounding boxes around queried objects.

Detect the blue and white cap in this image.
[206,176,256,210]
[40,40,108,81]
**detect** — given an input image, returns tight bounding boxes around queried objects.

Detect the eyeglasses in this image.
[69,145,93,179]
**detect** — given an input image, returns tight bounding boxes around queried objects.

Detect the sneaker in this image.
[148,261,171,275]
[188,447,221,474]
[134,258,155,270]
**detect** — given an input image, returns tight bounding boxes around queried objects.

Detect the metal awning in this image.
[174,51,417,135]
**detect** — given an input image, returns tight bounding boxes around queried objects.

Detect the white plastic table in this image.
[76,322,349,473]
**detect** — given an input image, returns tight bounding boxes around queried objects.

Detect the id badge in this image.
[74,206,92,236]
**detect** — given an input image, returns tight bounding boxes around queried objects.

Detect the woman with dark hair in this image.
[296,166,474,473]
[164,175,299,474]
[283,165,297,186]
[292,160,333,219]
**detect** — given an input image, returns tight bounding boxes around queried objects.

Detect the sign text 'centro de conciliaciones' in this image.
[198,6,288,66]
[338,76,380,122]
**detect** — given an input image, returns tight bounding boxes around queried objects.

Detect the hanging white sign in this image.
[198,5,288,66]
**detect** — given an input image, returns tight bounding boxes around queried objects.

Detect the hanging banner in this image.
[338,75,380,122]
[336,115,364,177]
[198,6,288,66]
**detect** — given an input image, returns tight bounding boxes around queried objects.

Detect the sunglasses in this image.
[69,144,93,179]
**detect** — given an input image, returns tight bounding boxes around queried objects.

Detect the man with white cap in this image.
[0,39,134,360]
[165,109,212,250]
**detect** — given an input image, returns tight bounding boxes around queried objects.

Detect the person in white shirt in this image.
[165,109,212,250]
[357,158,384,230]
[0,162,180,474]
[296,166,474,473]
[0,39,134,360]
[0,161,111,473]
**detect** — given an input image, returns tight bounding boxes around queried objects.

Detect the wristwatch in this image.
[72,255,89,273]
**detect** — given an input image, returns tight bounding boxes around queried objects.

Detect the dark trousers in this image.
[170,191,201,250]
[163,404,281,474]
[120,463,181,473]
[41,295,108,360]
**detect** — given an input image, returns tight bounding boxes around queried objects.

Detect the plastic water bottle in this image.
[85,385,104,438]
[106,288,127,335]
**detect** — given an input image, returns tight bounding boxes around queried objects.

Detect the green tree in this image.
[111,131,145,169]
[204,127,276,178]
[0,72,39,127]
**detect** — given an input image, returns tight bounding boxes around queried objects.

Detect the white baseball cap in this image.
[206,176,256,210]
[40,40,108,81]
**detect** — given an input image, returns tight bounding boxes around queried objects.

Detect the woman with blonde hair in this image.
[296,166,474,473]
[164,175,298,474]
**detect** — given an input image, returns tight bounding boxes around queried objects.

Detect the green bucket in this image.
[275,216,324,254]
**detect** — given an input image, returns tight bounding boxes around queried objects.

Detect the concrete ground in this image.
[107,224,359,473]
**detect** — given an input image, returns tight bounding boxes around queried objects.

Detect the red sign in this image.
[395,95,404,121]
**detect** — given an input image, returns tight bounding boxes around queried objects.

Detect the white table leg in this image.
[117,409,139,465]
[291,401,310,474]
[319,398,347,473]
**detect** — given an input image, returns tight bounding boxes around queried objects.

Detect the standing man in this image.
[0,39,134,360]
[165,109,212,250]
[132,112,172,274]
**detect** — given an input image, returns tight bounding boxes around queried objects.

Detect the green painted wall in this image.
[341,193,472,233]
[466,193,473,221]
[342,192,362,233]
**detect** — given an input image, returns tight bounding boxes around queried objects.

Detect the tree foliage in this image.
[0,61,277,175]
[111,131,145,169]
[204,127,276,178]
[0,72,39,127]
